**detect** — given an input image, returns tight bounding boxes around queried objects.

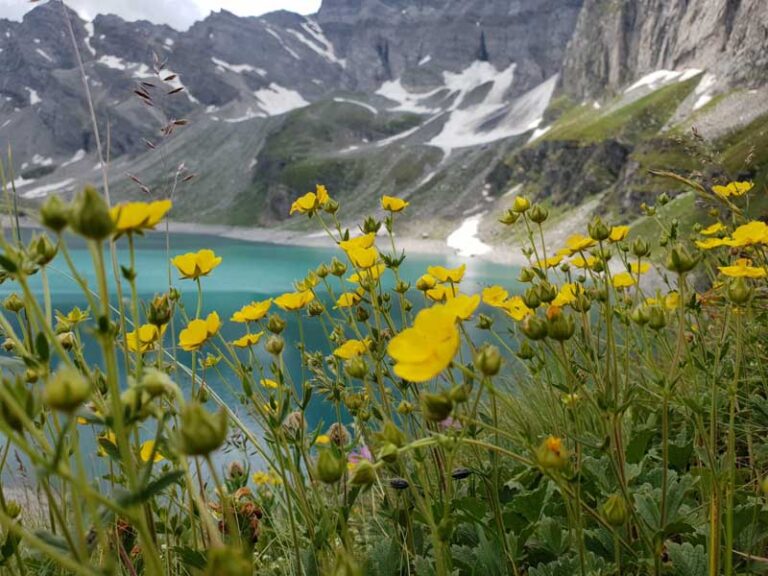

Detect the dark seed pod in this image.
[451,468,471,480]
[389,478,410,490]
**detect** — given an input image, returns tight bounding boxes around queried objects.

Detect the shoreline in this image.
[164,221,529,267]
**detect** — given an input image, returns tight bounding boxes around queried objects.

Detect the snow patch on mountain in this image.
[255,84,309,116]
[447,214,492,257]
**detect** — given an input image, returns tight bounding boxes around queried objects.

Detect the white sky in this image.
[0,0,323,29]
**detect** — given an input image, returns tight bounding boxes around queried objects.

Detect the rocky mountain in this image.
[1,0,767,248]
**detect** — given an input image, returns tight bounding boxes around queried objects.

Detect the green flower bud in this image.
[512,196,531,213]
[535,436,568,470]
[421,392,453,422]
[517,341,535,360]
[630,305,650,326]
[522,287,541,309]
[379,421,406,447]
[518,267,535,283]
[40,195,70,233]
[2,293,24,313]
[148,294,172,327]
[602,494,629,526]
[344,357,368,380]
[69,186,115,241]
[316,449,346,484]
[25,369,39,383]
[315,263,330,278]
[632,239,651,258]
[476,313,494,330]
[571,292,592,313]
[537,281,557,304]
[308,300,325,317]
[265,335,284,355]
[140,368,173,397]
[499,209,520,225]
[362,217,381,235]
[350,460,376,486]
[44,367,91,413]
[665,244,699,274]
[521,315,548,341]
[474,344,502,376]
[266,313,286,334]
[180,403,228,456]
[727,277,753,305]
[324,199,340,214]
[355,306,370,322]
[588,216,611,241]
[657,192,670,206]
[5,500,21,520]
[330,257,348,277]
[394,280,410,294]
[547,309,575,342]
[528,204,549,224]
[57,331,75,350]
[449,384,470,404]
[378,442,399,464]
[396,400,413,415]
[648,306,667,331]
[28,233,57,266]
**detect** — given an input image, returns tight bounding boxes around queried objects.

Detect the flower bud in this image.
[518,267,535,283]
[57,331,76,350]
[44,367,91,412]
[324,199,340,214]
[344,357,368,380]
[528,204,549,224]
[330,257,347,277]
[632,239,651,258]
[177,404,226,458]
[282,411,305,440]
[265,335,284,356]
[379,421,405,447]
[449,384,470,404]
[40,195,70,233]
[547,308,575,342]
[316,263,330,278]
[537,282,557,304]
[512,196,531,213]
[141,368,173,397]
[421,392,453,422]
[474,344,502,376]
[2,338,15,352]
[416,275,437,291]
[535,435,568,470]
[517,341,535,360]
[378,442,399,464]
[397,400,413,415]
[227,461,246,482]
[658,192,670,206]
[602,494,629,526]
[394,280,410,294]
[665,244,699,274]
[316,449,346,484]
[522,287,541,309]
[476,313,494,330]
[28,233,57,266]
[355,306,369,322]
[169,287,181,302]
[2,293,24,313]
[647,306,667,331]
[350,460,376,486]
[327,422,350,446]
[69,186,115,241]
[630,305,650,326]
[588,217,611,241]
[571,292,592,313]
[25,369,39,383]
[267,314,286,334]
[308,300,325,317]
[148,294,172,327]
[521,315,548,341]
[727,277,753,305]
[5,500,21,520]
[499,210,519,225]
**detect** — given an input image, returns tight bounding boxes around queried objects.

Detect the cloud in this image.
[0,0,322,29]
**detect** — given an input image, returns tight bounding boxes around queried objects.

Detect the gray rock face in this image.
[562,0,768,99]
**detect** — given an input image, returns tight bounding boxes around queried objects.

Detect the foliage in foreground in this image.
[0,175,767,576]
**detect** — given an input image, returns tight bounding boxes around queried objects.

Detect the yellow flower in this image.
[381,195,409,212]
[232,332,264,348]
[126,324,165,354]
[289,191,318,215]
[426,284,454,302]
[333,339,369,359]
[315,434,331,445]
[347,246,378,269]
[172,249,222,280]
[719,258,767,278]
[261,378,279,389]
[565,234,596,253]
[336,291,363,308]
[482,285,509,307]
[646,292,680,310]
[713,181,753,198]
[64,306,90,325]
[700,222,726,236]
[253,470,282,486]
[552,284,578,308]
[630,262,650,274]
[139,440,165,463]
[416,274,438,291]
[443,293,481,320]
[179,312,221,352]
[502,296,532,321]
[536,255,563,269]
[110,200,172,234]
[387,304,460,382]
[725,221,768,247]
[695,237,729,250]
[428,264,466,283]
[571,255,596,269]
[275,290,315,311]
[348,264,386,285]
[612,272,636,289]
[339,233,376,252]
[315,184,330,205]
[609,226,629,242]
[98,432,117,456]
[231,299,272,323]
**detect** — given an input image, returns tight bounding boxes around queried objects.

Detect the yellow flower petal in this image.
[381,195,409,212]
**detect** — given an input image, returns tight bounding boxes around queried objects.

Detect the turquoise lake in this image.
[0,230,520,465]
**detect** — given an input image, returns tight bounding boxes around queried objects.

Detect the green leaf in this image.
[35,332,49,363]
[0,255,17,273]
[118,470,185,507]
[666,542,706,576]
